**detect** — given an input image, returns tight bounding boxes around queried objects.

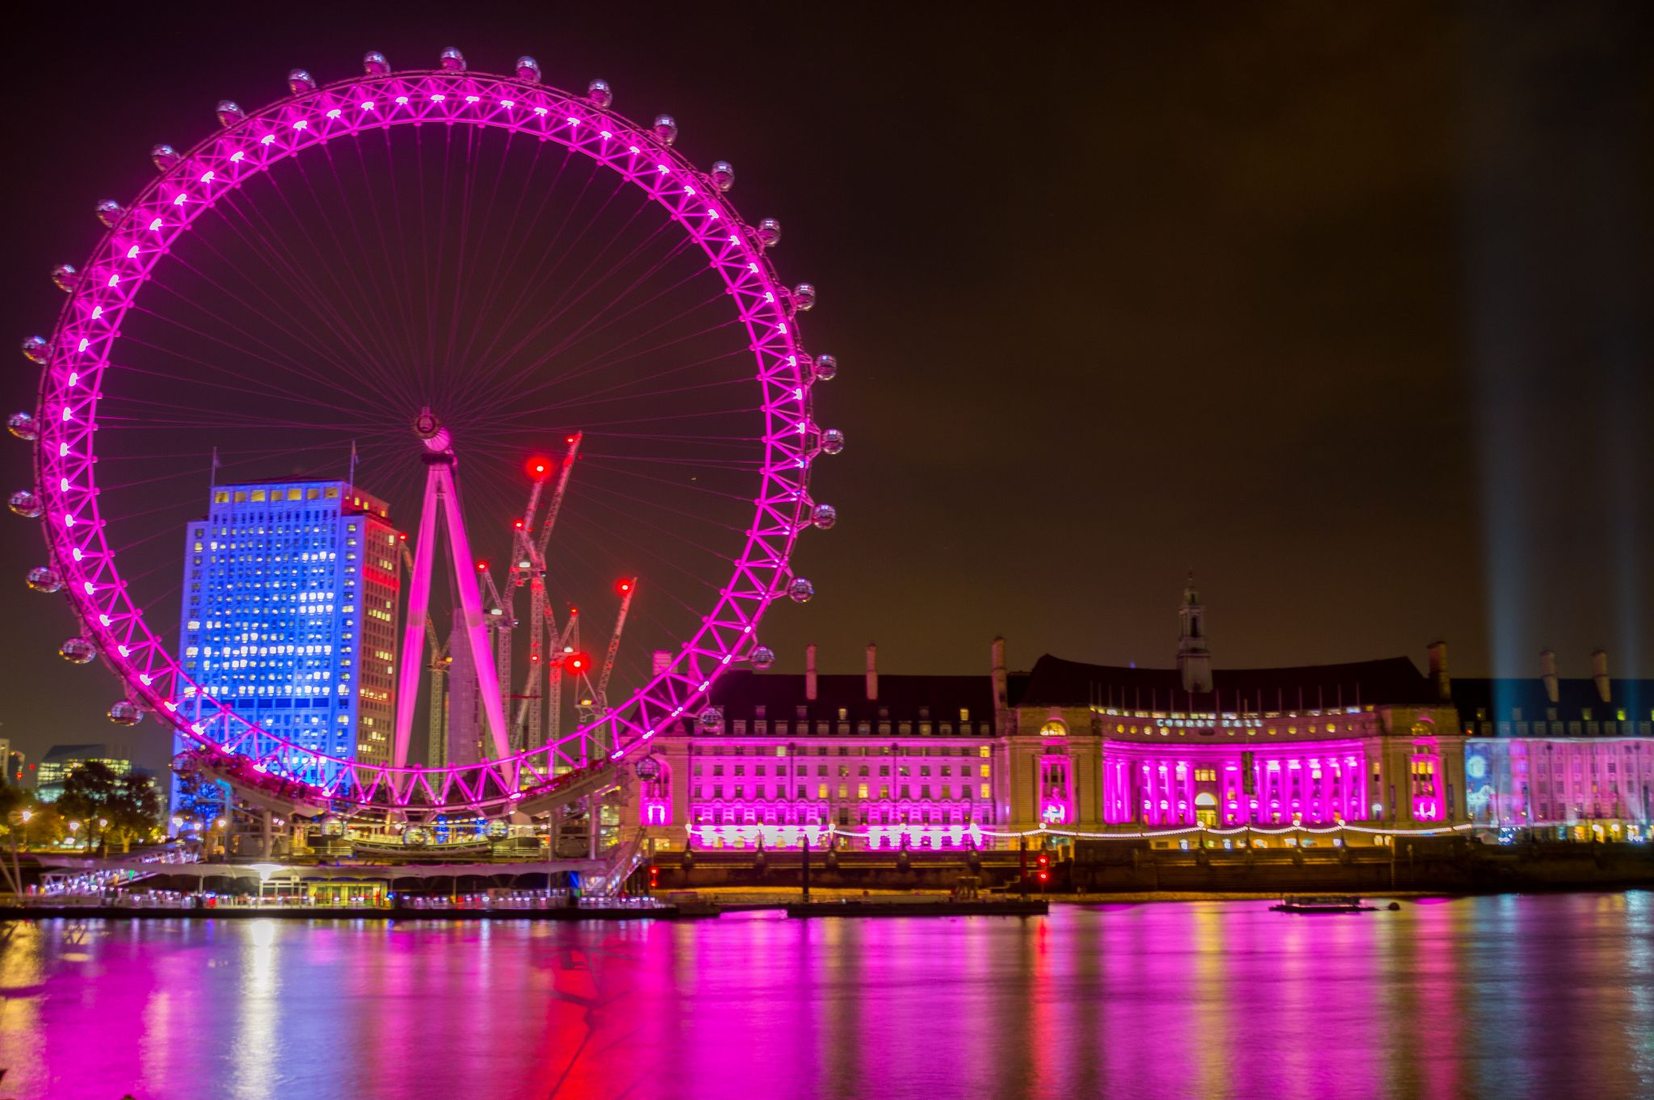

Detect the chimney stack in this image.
[1539,649,1559,705]
[805,644,818,701]
[1591,649,1610,703]
[652,650,671,676]
[1426,640,1450,702]
[991,636,1008,713]
[865,643,878,701]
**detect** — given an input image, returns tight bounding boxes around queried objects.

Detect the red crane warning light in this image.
[616,577,634,595]
[525,455,553,480]
[566,652,591,675]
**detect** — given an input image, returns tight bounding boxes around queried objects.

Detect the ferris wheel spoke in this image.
[448,130,552,364]
[521,299,739,398]
[482,401,760,434]
[575,477,755,537]
[475,306,737,417]
[551,373,750,415]
[481,245,714,401]
[474,223,702,396]
[460,164,649,379]
[209,185,408,390]
[453,143,588,375]
[312,143,424,377]
[120,302,386,413]
[487,201,674,368]
[554,499,731,605]
[576,456,759,507]
[552,346,750,406]
[140,226,394,395]
[280,155,426,386]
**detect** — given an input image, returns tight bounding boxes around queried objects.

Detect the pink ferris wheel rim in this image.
[33,65,817,813]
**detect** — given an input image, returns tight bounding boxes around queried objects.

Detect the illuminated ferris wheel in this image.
[11,48,842,817]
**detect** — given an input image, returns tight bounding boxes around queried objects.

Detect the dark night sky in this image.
[2,2,1652,771]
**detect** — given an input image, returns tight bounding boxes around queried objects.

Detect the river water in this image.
[1,893,1651,1099]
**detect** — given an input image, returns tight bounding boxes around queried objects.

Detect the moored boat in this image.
[1270,894,1372,913]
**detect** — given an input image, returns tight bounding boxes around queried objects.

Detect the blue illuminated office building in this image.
[173,480,402,799]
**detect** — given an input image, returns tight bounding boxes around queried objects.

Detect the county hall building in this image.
[631,583,1471,849]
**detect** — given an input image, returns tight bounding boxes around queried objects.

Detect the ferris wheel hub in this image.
[413,406,453,455]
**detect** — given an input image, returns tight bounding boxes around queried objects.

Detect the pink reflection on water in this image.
[0,895,1650,1099]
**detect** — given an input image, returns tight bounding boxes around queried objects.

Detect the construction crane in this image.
[547,600,581,765]
[594,578,637,717]
[520,434,582,752]
[400,540,452,767]
[572,578,638,758]
[476,559,513,756]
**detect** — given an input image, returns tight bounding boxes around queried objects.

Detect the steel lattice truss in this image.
[32,59,826,815]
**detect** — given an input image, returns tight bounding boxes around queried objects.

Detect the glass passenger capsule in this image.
[750,646,777,671]
[150,144,180,170]
[792,283,817,312]
[363,51,391,76]
[59,637,97,664]
[108,700,144,725]
[51,264,79,292]
[95,199,125,228]
[516,56,541,83]
[8,489,42,518]
[215,100,245,127]
[710,161,735,192]
[588,79,613,108]
[27,566,63,593]
[757,218,782,248]
[439,47,466,72]
[7,411,37,440]
[811,503,837,530]
[652,114,678,145]
[819,429,845,455]
[697,707,725,732]
[812,354,838,382]
[20,336,48,365]
[788,577,815,604]
[287,69,317,95]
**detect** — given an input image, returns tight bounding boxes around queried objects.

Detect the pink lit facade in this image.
[631,649,1009,850]
[1007,707,1458,836]
[628,629,1468,850]
[1453,654,1654,840]
[1100,737,1370,826]
[1464,737,1653,839]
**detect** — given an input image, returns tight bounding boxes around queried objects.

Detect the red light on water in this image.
[525,455,552,480]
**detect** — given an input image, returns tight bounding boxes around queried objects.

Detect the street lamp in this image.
[67,820,81,848]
